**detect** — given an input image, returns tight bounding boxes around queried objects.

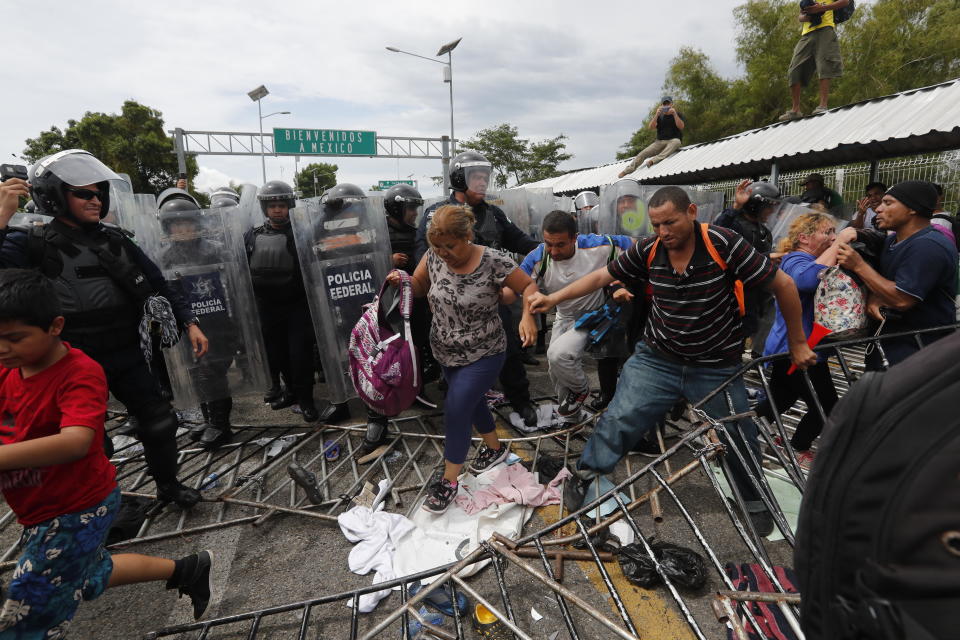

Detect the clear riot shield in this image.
[689,189,725,224]
[487,189,529,236]
[154,208,270,408]
[8,212,51,227]
[557,195,574,215]
[108,192,162,250]
[234,184,261,231]
[526,187,555,241]
[598,181,655,239]
[289,197,392,403]
[769,202,820,249]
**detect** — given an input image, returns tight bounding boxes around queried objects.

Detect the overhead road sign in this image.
[273,128,377,156]
[378,179,416,189]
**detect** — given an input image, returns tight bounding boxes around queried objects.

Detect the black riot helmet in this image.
[158,197,203,234]
[157,187,200,211]
[29,149,121,218]
[211,186,240,205]
[449,150,492,194]
[742,181,781,217]
[321,183,366,216]
[257,180,296,216]
[383,183,423,224]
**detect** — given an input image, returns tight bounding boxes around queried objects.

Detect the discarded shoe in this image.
[318,402,350,424]
[287,463,325,505]
[472,603,510,639]
[408,581,469,617]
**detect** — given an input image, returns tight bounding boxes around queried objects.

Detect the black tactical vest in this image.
[247,226,301,300]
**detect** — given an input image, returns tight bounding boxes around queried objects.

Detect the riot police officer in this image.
[0,150,205,509]
[210,186,241,207]
[573,190,600,234]
[415,151,540,426]
[157,197,239,449]
[246,180,347,423]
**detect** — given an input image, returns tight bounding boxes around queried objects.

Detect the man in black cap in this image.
[798,173,843,212]
[618,97,686,178]
[837,180,958,369]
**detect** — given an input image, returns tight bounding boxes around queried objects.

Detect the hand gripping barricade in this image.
[141,204,270,407]
[290,187,392,403]
[348,270,421,416]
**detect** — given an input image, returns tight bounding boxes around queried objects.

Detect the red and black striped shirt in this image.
[608,225,776,367]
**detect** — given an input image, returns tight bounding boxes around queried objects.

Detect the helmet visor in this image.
[462,163,492,197]
[31,150,121,187]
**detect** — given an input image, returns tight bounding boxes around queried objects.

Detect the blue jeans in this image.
[441,352,507,465]
[579,343,765,509]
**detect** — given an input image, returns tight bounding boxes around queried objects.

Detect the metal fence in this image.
[690,150,960,216]
[133,324,958,640]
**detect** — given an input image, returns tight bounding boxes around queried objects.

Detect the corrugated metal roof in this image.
[523,78,960,194]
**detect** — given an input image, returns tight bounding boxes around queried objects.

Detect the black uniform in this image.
[245,222,316,411]
[0,218,199,502]
[716,208,774,342]
[415,194,539,408]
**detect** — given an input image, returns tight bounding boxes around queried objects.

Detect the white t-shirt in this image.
[519,234,633,321]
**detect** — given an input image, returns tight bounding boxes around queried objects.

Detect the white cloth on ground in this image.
[393,462,536,583]
[508,403,563,433]
[337,479,417,612]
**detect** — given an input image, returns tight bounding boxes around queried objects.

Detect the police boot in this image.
[200,398,233,451]
[298,391,319,423]
[188,404,210,443]
[141,411,201,510]
[263,381,283,405]
[318,401,351,424]
[270,391,297,411]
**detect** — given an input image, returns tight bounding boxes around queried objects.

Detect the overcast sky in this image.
[3,0,743,197]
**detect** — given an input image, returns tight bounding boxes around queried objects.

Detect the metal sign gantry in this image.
[170,127,453,191]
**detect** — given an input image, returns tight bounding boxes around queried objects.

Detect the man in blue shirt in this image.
[837,180,958,369]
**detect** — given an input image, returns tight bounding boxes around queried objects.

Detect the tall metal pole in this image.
[257,99,266,184]
[441,136,451,193]
[174,128,187,176]
[447,53,455,155]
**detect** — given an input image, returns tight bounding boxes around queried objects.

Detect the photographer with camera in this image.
[618,97,686,178]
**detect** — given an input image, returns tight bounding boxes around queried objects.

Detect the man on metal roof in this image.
[779,0,851,121]
[618,97,686,178]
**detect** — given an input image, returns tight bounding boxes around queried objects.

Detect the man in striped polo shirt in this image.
[530,186,817,536]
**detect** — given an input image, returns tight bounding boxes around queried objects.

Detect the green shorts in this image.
[787,26,843,86]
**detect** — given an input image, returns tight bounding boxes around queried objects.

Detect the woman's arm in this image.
[388,253,432,296]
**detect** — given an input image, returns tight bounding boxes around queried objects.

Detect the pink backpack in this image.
[348,270,421,416]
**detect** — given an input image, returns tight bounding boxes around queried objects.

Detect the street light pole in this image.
[257,98,265,183]
[386,37,462,174]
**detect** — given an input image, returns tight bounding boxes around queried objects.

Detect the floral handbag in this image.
[814,266,869,339]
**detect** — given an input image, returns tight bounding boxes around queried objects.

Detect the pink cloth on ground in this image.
[454,463,572,515]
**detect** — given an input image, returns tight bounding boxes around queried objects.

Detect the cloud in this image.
[3,0,741,197]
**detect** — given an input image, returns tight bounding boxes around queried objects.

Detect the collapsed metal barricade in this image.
[0,325,954,639]
[136,324,956,639]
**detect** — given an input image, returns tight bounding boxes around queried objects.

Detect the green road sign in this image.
[378,179,416,189]
[273,128,377,156]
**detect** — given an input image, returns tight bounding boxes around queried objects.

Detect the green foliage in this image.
[22,101,201,200]
[295,162,338,198]
[369,185,383,191]
[619,0,960,151]
[460,124,573,188]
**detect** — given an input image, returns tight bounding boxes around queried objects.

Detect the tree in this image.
[460,124,573,188]
[22,101,203,202]
[618,0,960,153]
[294,162,338,198]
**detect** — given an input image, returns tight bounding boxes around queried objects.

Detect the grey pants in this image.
[547,315,592,401]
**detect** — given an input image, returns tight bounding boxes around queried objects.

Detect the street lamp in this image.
[247,85,291,183]
[386,37,461,156]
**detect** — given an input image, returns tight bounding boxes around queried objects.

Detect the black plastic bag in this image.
[618,541,707,590]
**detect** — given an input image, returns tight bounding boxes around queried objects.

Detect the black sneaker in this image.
[515,402,538,427]
[563,474,591,512]
[558,389,589,417]
[630,435,662,457]
[287,463,325,505]
[168,550,213,620]
[468,444,509,473]
[750,509,775,537]
[589,393,613,412]
[422,477,458,514]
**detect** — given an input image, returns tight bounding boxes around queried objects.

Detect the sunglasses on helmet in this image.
[65,186,103,201]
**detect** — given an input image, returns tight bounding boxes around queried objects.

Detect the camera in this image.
[0,164,28,182]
